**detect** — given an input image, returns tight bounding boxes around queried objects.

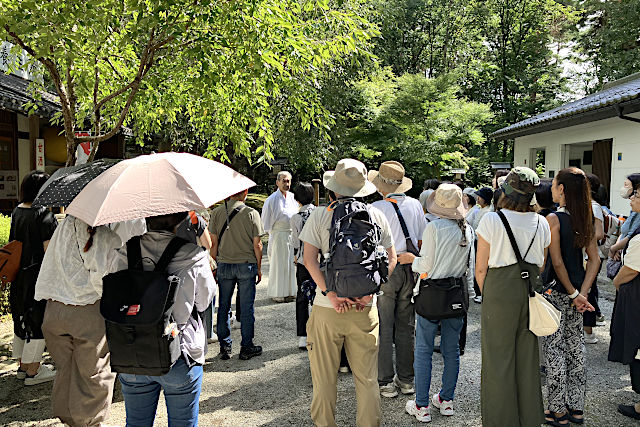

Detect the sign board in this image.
[75,131,92,165]
[0,170,19,199]
[36,138,45,171]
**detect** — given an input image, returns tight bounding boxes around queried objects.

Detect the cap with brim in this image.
[475,187,494,204]
[368,161,412,194]
[501,167,540,205]
[323,158,377,197]
[426,183,468,220]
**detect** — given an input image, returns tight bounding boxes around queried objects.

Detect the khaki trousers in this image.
[42,300,116,427]
[307,305,381,427]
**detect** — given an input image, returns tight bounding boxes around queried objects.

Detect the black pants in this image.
[632,360,640,394]
[583,282,601,327]
[296,264,311,337]
[473,240,481,297]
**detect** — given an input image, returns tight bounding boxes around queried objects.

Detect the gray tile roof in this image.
[491,74,640,139]
[0,72,59,117]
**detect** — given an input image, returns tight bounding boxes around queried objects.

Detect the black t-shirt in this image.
[9,206,57,267]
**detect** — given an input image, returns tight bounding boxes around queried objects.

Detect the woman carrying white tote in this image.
[475,167,551,427]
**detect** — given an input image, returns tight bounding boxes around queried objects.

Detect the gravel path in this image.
[0,258,638,426]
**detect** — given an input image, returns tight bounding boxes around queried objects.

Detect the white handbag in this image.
[529,291,561,337]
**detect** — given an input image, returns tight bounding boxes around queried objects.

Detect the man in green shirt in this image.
[209,189,264,360]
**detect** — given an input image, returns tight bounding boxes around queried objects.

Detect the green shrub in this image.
[0,214,10,316]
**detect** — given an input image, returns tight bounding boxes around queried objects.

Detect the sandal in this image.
[565,406,584,424]
[544,410,570,426]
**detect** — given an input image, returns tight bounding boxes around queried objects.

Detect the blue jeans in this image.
[216,262,258,348]
[414,314,464,407]
[119,358,203,427]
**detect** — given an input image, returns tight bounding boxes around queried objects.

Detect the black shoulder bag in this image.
[414,224,471,320]
[387,199,420,256]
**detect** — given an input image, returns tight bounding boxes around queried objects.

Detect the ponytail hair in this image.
[456,219,468,247]
[84,226,96,252]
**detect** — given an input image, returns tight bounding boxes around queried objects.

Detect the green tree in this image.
[0,0,375,165]
[577,0,640,88]
[372,0,484,78]
[462,0,574,161]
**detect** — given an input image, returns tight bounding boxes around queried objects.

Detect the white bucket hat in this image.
[425,183,469,220]
[323,159,377,197]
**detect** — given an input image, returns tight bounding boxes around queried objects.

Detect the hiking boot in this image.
[431,392,454,416]
[596,315,605,326]
[24,364,56,386]
[405,399,431,423]
[239,345,262,360]
[379,382,398,398]
[219,346,232,360]
[394,375,415,395]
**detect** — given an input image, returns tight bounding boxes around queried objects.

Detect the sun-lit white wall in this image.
[513,112,640,215]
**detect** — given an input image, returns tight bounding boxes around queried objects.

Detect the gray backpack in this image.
[322,199,389,298]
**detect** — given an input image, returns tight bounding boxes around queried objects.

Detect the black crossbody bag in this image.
[414,223,471,320]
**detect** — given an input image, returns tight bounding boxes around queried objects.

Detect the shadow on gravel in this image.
[204,346,306,373]
[0,372,54,424]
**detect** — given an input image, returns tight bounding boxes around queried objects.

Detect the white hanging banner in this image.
[75,131,92,165]
[36,138,45,171]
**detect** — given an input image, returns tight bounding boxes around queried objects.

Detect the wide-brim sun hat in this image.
[368,161,412,194]
[323,158,377,197]
[426,183,468,220]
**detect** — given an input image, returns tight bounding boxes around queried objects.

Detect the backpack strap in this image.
[218,205,244,244]
[127,236,143,270]
[155,237,189,272]
[497,210,537,297]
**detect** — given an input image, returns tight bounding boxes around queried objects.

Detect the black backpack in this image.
[101,236,189,375]
[322,199,389,298]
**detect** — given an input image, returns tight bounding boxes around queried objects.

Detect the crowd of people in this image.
[5,158,640,426]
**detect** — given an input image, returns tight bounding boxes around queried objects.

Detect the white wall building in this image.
[492,73,640,216]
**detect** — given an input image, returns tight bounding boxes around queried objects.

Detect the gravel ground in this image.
[0,259,638,426]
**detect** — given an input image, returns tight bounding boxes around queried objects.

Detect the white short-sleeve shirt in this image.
[477,210,551,268]
[623,234,640,273]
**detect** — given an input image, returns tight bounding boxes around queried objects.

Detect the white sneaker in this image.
[338,366,350,373]
[207,332,219,344]
[394,375,415,394]
[584,332,598,344]
[473,295,482,304]
[230,315,241,330]
[24,364,56,386]
[380,382,398,398]
[596,315,606,326]
[431,392,454,416]
[405,399,431,423]
[298,336,307,349]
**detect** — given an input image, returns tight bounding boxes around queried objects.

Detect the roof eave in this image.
[491,97,640,141]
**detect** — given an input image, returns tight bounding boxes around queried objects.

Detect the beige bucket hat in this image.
[426,183,469,220]
[323,158,377,197]
[368,161,413,194]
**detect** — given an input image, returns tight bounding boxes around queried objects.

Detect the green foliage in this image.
[1,0,376,164]
[577,0,640,88]
[352,71,493,181]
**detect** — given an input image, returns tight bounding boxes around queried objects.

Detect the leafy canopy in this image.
[0,0,375,164]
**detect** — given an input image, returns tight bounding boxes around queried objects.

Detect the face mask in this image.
[620,185,632,199]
